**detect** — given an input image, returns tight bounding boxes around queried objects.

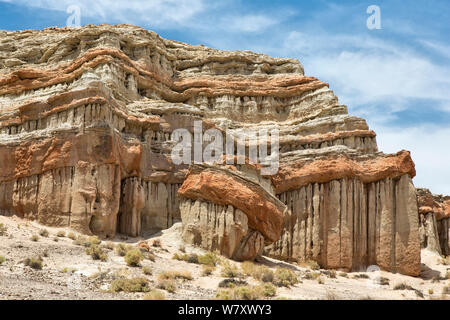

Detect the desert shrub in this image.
[353,274,369,279]
[125,249,144,267]
[443,286,450,295]
[56,230,65,237]
[24,257,43,270]
[198,252,219,266]
[85,244,107,261]
[445,271,450,280]
[142,266,153,276]
[143,289,166,300]
[338,272,348,278]
[103,242,115,250]
[67,232,77,240]
[110,277,150,293]
[218,278,248,288]
[53,237,59,242]
[428,289,434,295]
[202,265,216,276]
[115,243,132,257]
[172,252,199,264]
[179,245,186,253]
[393,282,414,291]
[61,267,77,273]
[0,223,7,236]
[241,261,257,276]
[88,236,101,246]
[274,268,298,287]
[216,286,265,300]
[39,229,49,237]
[241,262,274,283]
[259,283,276,297]
[142,251,155,262]
[0,256,5,265]
[42,250,49,258]
[157,279,177,293]
[317,277,324,284]
[306,260,320,270]
[321,270,336,278]
[30,235,39,242]
[221,262,242,278]
[157,270,193,281]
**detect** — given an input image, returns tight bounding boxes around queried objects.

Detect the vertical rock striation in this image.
[417,188,450,256]
[0,25,422,274]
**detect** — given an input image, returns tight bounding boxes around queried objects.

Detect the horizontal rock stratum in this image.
[0,24,420,275]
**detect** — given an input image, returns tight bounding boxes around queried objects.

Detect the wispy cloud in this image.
[374,123,450,195]
[0,0,206,28]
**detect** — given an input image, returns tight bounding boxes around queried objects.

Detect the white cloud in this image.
[373,124,450,195]
[225,14,278,33]
[283,31,450,112]
[1,0,206,28]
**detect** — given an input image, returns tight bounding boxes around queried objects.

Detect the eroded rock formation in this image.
[417,188,450,256]
[0,25,420,275]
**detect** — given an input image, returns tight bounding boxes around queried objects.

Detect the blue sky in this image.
[1,0,449,194]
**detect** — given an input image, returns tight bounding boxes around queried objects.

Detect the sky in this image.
[0,0,449,194]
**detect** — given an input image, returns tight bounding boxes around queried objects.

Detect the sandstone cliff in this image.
[0,24,420,275]
[417,188,450,256]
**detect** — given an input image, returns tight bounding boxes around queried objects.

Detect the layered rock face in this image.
[0,25,420,274]
[417,188,450,255]
[178,163,286,260]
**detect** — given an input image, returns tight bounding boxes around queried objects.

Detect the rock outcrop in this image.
[417,188,450,256]
[178,163,286,260]
[0,24,420,275]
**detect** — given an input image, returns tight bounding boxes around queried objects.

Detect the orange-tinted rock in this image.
[178,164,286,244]
[417,188,450,255]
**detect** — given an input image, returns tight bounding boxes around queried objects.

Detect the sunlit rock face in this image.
[0,24,420,274]
[417,188,450,256]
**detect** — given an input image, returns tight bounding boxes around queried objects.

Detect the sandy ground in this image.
[0,215,449,300]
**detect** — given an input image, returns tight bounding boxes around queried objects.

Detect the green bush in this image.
[39,229,49,237]
[116,243,132,256]
[260,283,277,297]
[198,252,220,266]
[274,268,298,287]
[393,282,414,291]
[30,235,39,242]
[221,262,242,278]
[0,256,5,265]
[216,286,264,300]
[67,232,77,240]
[218,278,248,288]
[172,252,199,264]
[110,277,150,293]
[157,270,193,281]
[125,249,144,267]
[306,260,321,270]
[157,279,177,293]
[24,257,43,270]
[240,262,274,283]
[202,265,216,276]
[85,244,107,261]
